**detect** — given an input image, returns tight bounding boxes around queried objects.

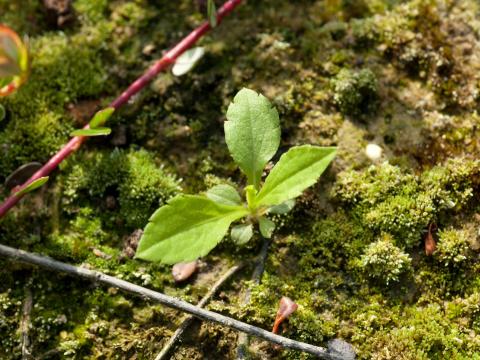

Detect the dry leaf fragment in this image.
[425,223,437,256]
[272,296,298,334]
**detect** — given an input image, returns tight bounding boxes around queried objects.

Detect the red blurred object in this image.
[272,296,298,334]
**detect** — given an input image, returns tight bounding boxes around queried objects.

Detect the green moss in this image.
[331,68,379,120]
[0,0,44,33]
[0,287,22,357]
[118,150,182,228]
[435,228,471,267]
[333,159,480,248]
[74,0,109,23]
[0,29,109,177]
[62,148,181,230]
[364,303,480,359]
[358,233,411,285]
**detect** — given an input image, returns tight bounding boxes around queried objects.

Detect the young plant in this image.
[207,0,218,28]
[136,88,336,264]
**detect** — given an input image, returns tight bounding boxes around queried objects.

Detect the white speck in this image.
[365,143,383,161]
[172,47,205,77]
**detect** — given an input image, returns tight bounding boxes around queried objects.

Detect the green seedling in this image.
[70,107,115,137]
[136,88,336,264]
[14,176,49,196]
[207,0,217,28]
[71,127,112,137]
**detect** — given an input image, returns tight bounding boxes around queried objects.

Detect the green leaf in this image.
[71,127,111,137]
[89,107,115,128]
[225,88,280,190]
[172,47,205,76]
[206,184,242,206]
[136,195,248,264]
[231,224,253,245]
[259,217,275,238]
[207,0,217,28]
[269,199,295,214]
[255,145,337,207]
[15,176,49,196]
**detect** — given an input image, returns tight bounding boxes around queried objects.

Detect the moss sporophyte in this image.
[135,88,336,264]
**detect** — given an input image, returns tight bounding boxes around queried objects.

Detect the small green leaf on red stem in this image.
[14,176,49,197]
[207,0,217,28]
[89,107,115,128]
[71,127,112,137]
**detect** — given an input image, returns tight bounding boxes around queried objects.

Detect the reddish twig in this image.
[0,0,242,218]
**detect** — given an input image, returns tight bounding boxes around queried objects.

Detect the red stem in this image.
[0,0,242,219]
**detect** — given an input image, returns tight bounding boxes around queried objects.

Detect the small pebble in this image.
[92,248,113,260]
[327,339,356,360]
[4,162,43,191]
[172,261,198,282]
[365,143,383,161]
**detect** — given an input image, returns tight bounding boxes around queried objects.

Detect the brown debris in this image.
[272,296,298,334]
[120,229,143,260]
[42,0,74,28]
[425,223,437,256]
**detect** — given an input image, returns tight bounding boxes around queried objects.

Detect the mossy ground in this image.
[1,0,480,358]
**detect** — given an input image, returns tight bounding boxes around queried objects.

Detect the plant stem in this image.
[0,244,341,360]
[0,0,243,219]
[237,237,270,359]
[154,264,243,360]
[20,282,33,360]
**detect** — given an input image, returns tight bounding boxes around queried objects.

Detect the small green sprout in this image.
[14,176,49,197]
[135,88,336,264]
[88,107,115,128]
[207,0,217,28]
[70,107,115,137]
[70,127,112,137]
